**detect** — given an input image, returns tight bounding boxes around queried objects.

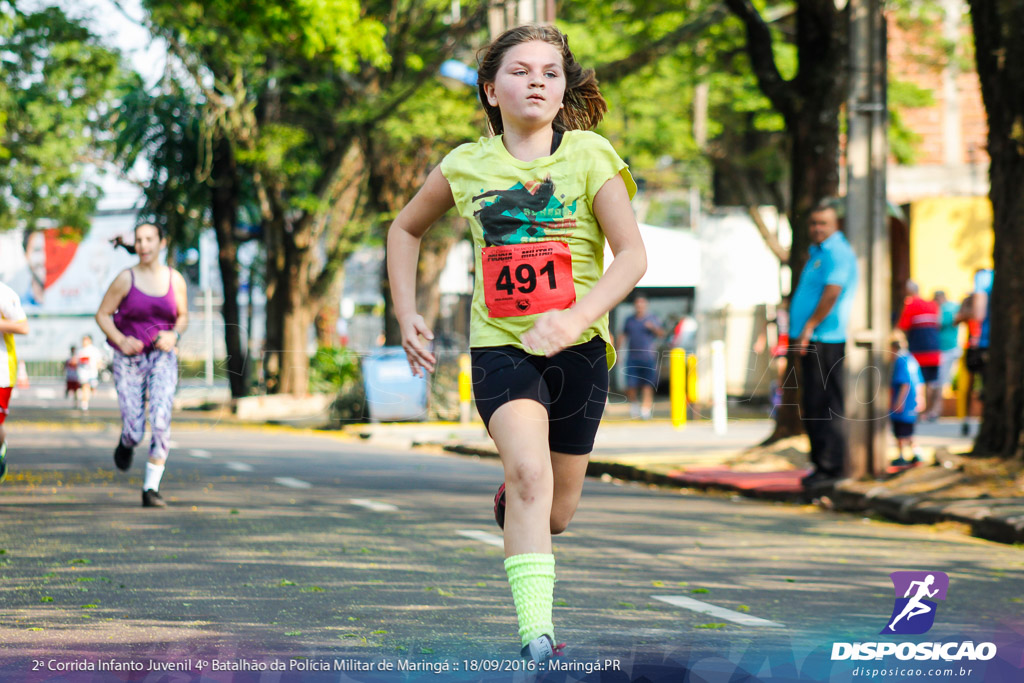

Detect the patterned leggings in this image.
[112,349,178,462]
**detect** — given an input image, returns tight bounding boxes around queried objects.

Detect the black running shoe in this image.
[0,441,8,482]
[800,470,838,491]
[142,489,166,508]
[494,483,506,529]
[114,441,134,471]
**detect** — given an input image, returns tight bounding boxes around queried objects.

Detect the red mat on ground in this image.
[666,467,811,494]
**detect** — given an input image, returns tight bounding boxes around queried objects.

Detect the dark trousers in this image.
[800,341,848,477]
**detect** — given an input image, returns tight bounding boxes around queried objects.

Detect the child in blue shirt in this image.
[890,331,924,466]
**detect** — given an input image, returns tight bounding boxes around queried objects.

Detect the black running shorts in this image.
[891,419,915,439]
[965,347,988,374]
[470,337,609,455]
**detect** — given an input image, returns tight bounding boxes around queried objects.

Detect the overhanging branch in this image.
[723,0,797,119]
[706,142,790,263]
[595,4,729,84]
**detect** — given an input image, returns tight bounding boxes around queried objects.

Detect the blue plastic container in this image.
[362,347,429,421]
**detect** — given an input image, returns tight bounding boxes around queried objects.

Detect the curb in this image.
[441,444,1024,545]
[831,485,1024,544]
[16,416,356,440]
[443,443,690,489]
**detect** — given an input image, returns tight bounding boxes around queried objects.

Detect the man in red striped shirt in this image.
[897,281,942,421]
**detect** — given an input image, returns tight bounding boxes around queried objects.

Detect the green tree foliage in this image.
[128,0,488,394]
[561,1,769,195]
[888,80,934,165]
[0,2,136,232]
[111,87,210,249]
[559,2,802,254]
[372,78,481,346]
[563,1,942,216]
[110,80,263,398]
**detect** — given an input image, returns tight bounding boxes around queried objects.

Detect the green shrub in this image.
[309,346,361,393]
[309,346,366,423]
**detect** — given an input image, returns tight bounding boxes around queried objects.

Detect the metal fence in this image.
[21,313,777,420]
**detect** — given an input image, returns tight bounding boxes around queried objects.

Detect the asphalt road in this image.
[1,422,1022,682]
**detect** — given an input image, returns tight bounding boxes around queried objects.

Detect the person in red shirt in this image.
[897,281,941,420]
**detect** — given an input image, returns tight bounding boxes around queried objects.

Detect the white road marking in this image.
[188,449,212,459]
[457,529,504,548]
[651,595,784,627]
[35,389,58,400]
[226,462,254,472]
[274,477,312,489]
[349,499,398,512]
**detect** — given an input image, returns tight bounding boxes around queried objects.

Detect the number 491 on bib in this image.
[480,241,576,318]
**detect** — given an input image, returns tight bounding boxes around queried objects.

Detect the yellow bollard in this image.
[955,354,969,419]
[686,353,698,405]
[458,353,473,423]
[671,348,687,429]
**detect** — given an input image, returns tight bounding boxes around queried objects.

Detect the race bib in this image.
[480,241,576,318]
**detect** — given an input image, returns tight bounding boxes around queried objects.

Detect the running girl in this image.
[65,345,81,405]
[96,224,188,508]
[387,25,646,662]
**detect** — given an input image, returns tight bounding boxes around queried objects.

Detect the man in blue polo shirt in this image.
[789,200,859,490]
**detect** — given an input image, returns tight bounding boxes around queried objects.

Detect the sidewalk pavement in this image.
[12,383,1024,544]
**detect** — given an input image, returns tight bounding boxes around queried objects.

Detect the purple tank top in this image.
[111,269,178,352]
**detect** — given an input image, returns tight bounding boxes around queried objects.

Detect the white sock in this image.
[143,462,165,492]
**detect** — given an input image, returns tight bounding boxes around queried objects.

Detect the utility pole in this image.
[489,0,556,37]
[846,0,890,479]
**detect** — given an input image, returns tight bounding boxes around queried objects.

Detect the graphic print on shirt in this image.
[473,176,580,317]
[472,176,578,247]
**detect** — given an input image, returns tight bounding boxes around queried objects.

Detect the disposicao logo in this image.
[882,570,949,635]
[831,570,997,663]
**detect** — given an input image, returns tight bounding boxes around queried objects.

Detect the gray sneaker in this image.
[520,634,564,663]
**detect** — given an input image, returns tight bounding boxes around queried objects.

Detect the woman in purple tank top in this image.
[96,224,189,508]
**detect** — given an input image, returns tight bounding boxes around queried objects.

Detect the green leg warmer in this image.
[504,553,556,647]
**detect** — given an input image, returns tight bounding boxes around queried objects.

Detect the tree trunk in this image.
[967,0,1024,459]
[280,269,314,395]
[383,226,461,346]
[727,0,848,442]
[315,297,340,348]
[263,219,319,396]
[262,210,286,395]
[416,231,459,335]
[210,138,250,398]
[363,123,465,348]
[771,107,844,441]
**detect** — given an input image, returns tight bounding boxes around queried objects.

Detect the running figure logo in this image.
[473,176,578,247]
[881,571,949,635]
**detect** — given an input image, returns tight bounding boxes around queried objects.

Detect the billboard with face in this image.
[0,214,141,315]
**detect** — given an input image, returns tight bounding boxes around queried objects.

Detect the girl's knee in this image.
[549,518,570,535]
[508,462,546,486]
[549,503,578,535]
[506,463,552,504]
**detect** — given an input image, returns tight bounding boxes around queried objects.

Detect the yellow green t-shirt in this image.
[440,130,637,368]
